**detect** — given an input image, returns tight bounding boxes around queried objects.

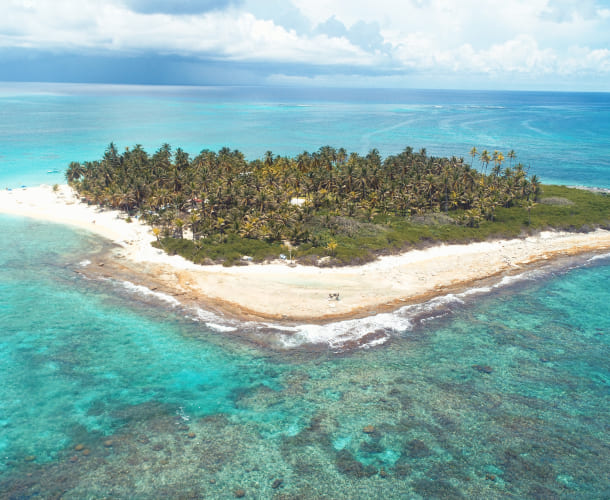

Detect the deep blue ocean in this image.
[0,83,609,498]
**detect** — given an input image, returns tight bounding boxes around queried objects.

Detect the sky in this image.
[0,0,609,90]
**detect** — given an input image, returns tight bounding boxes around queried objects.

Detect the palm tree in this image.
[66,161,85,183]
[189,212,200,241]
[67,142,538,260]
[494,151,505,171]
[469,147,478,168]
[326,239,338,257]
[529,175,541,201]
[264,150,274,167]
[480,150,491,175]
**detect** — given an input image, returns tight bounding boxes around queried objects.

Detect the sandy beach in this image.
[2,184,610,322]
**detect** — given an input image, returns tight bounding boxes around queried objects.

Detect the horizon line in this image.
[1,81,609,95]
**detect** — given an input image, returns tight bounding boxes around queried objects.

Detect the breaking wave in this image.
[98,261,597,352]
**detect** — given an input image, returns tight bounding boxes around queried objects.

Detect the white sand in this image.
[2,184,610,321]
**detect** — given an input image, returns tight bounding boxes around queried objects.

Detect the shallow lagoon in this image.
[1,215,608,498]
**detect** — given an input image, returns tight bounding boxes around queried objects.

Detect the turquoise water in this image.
[1,84,609,498]
[2,83,610,188]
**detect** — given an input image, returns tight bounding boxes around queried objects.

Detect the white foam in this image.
[267,260,607,350]
[191,307,238,333]
[459,286,492,296]
[102,255,603,352]
[276,271,535,350]
[395,293,464,316]
[492,271,537,288]
[358,335,390,349]
[588,252,610,263]
[78,259,91,267]
[266,282,511,350]
[271,312,411,350]
[117,280,181,307]
[204,322,238,333]
[100,282,242,334]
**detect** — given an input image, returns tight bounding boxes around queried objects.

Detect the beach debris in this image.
[328,292,340,301]
[472,364,493,374]
[271,478,283,489]
[241,255,253,262]
[279,253,287,260]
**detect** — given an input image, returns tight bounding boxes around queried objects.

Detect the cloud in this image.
[242,0,311,34]
[539,0,601,22]
[0,0,608,89]
[392,33,610,81]
[314,16,388,52]
[0,1,375,66]
[314,15,348,38]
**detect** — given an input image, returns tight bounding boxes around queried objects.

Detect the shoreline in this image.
[2,184,610,324]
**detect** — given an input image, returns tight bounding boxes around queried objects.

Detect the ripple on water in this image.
[1,216,609,497]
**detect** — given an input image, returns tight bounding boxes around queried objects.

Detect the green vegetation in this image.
[66,144,610,266]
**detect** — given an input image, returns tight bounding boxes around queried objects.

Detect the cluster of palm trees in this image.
[66,143,540,243]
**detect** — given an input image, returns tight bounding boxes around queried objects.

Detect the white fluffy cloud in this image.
[0,0,375,65]
[1,0,609,88]
[291,0,610,78]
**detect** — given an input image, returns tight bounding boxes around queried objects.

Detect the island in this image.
[1,144,609,322]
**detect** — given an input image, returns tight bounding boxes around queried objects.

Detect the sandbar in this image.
[2,184,610,322]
